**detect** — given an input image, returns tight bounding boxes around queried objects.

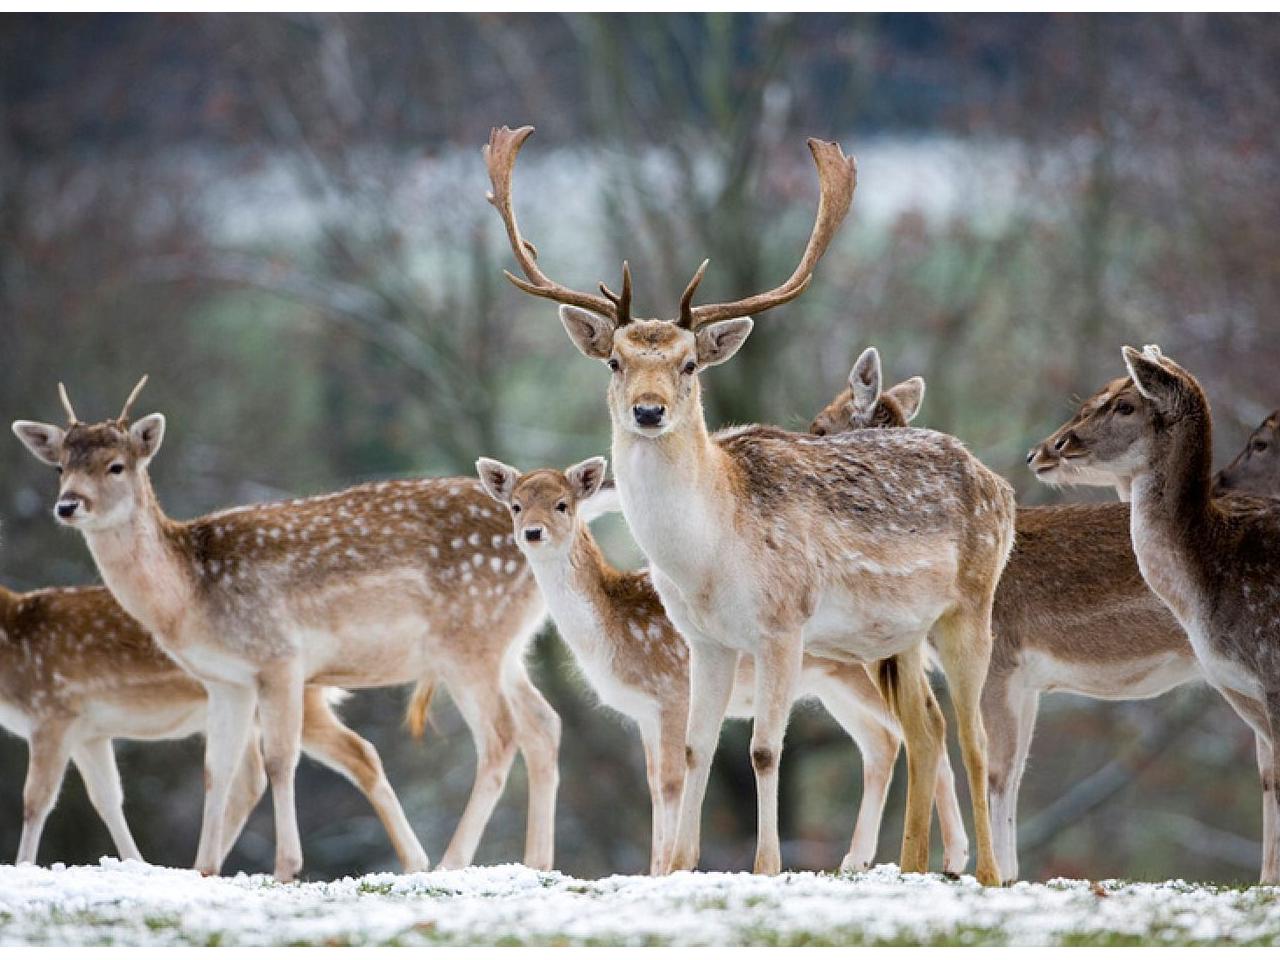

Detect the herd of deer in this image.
[5,125,1280,890]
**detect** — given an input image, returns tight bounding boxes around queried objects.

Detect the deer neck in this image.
[525,524,614,656]
[611,389,729,581]
[1128,408,1215,620]
[79,479,193,643]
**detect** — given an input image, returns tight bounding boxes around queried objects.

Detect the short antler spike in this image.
[118,375,149,422]
[598,262,633,326]
[678,259,710,329]
[57,383,78,424]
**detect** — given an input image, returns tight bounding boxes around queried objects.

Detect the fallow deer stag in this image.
[0,581,426,870]
[476,443,967,873]
[12,380,560,880]
[485,124,1016,884]
[1033,346,1280,884]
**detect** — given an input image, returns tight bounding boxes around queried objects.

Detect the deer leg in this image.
[1217,688,1274,884]
[256,662,306,882]
[982,664,1039,883]
[437,676,518,870]
[216,734,268,866]
[669,637,739,873]
[17,721,73,864]
[194,681,257,877]
[71,738,143,863]
[299,688,429,873]
[639,721,664,875]
[749,633,804,875]
[655,702,688,875]
[887,644,945,875]
[932,607,1000,887]
[504,664,561,872]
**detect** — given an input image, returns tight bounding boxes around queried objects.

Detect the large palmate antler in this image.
[484,125,631,324]
[679,138,857,330]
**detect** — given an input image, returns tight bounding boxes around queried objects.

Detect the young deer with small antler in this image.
[474,355,966,876]
[1033,347,1280,884]
[485,124,1016,885]
[13,380,561,880]
[0,580,427,870]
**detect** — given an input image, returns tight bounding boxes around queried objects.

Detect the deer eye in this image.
[108,462,125,475]
[1115,401,1135,416]
[682,360,697,375]
[511,503,522,514]
[607,358,620,373]
[54,465,63,475]
[1254,440,1269,453]
[556,501,568,513]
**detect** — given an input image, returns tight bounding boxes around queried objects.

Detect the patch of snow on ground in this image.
[0,859,1278,946]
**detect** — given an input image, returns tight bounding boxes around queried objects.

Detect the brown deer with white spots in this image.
[485,124,1016,884]
[476,444,968,872]
[1033,345,1280,884]
[0,581,429,870]
[12,380,561,880]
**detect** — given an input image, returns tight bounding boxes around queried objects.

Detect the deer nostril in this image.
[56,500,78,519]
[1054,434,1069,452]
[1026,448,1037,464]
[633,405,665,428]
[524,527,543,543]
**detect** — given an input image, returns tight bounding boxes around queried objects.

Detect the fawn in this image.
[486,124,1016,884]
[1034,345,1280,884]
[476,351,968,876]
[13,379,560,880]
[0,580,427,870]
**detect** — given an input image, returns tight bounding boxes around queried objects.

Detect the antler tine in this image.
[484,125,619,320]
[677,259,710,329]
[57,382,79,424]
[597,262,633,325]
[687,138,857,329]
[118,374,149,422]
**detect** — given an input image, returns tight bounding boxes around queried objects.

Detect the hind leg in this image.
[300,688,429,872]
[886,644,946,874]
[504,663,561,871]
[71,738,144,863]
[932,606,1000,887]
[437,668,518,870]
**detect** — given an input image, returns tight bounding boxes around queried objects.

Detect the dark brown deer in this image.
[13,381,560,880]
[1215,411,1280,498]
[1034,345,1280,884]
[485,124,1015,885]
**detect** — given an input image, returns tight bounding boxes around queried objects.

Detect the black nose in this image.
[56,501,78,519]
[524,527,543,543]
[633,404,665,428]
[1026,448,1037,464]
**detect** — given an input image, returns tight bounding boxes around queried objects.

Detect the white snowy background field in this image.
[1,860,1278,947]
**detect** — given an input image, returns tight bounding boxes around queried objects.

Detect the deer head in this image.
[477,455,607,557]
[1031,345,1209,489]
[484,125,857,438]
[12,377,164,531]
[808,347,926,435]
[1214,410,1280,497]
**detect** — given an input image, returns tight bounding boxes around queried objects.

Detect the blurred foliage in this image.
[1,12,1278,882]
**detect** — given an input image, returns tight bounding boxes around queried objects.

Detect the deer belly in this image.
[1023,649,1200,701]
[82,691,207,740]
[803,590,945,662]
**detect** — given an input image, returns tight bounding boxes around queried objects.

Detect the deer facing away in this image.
[485,123,1016,885]
[476,351,968,876]
[12,380,560,881]
[1033,346,1280,884]
[0,580,427,871]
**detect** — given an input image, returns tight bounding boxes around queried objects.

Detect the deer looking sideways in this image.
[476,349,969,876]
[486,124,1016,885]
[0,576,436,871]
[12,380,561,881]
[1033,346,1280,884]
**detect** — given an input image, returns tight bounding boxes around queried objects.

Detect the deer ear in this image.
[695,318,753,368]
[1122,345,1182,407]
[566,456,607,501]
[848,347,882,413]
[559,305,615,360]
[12,421,66,466]
[885,376,926,423]
[476,457,520,505]
[129,413,165,463]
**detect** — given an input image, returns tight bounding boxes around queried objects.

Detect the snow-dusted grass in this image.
[1,859,1277,946]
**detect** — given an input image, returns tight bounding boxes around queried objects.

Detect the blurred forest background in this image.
[2,12,1279,884]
